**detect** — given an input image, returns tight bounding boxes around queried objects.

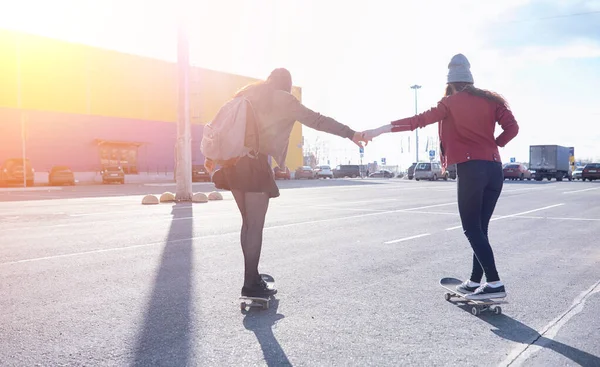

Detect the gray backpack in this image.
[200,97,259,164]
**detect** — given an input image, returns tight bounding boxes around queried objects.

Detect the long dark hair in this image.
[445,82,509,108]
[234,68,292,98]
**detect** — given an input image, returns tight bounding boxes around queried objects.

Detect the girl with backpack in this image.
[362,54,519,300]
[204,68,366,298]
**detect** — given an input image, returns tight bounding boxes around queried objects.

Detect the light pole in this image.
[410,84,421,163]
[175,21,192,201]
[16,35,26,188]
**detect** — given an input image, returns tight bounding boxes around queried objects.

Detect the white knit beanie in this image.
[447,54,474,84]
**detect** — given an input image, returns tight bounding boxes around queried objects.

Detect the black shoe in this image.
[464,283,506,300]
[456,280,480,294]
[241,278,277,298]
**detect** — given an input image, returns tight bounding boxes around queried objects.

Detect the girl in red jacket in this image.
[363,54,519,299]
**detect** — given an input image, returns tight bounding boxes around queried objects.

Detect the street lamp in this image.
[175,22,193,201]
[16,35,27,188]
[410,85,421,163]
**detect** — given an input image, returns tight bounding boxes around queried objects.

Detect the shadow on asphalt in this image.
[457,305,600,365]
[242,297,290,366]
[132,202,194,366]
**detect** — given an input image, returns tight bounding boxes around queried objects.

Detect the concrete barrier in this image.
[192,192,209,203]
[159,192,176,202]
[142,194,159,205]
[208,191,223,201]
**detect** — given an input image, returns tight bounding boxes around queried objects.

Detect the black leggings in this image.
[456,160,503,283]
[232,190,270,287]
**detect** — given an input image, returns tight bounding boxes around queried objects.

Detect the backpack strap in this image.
[245,99,261,159]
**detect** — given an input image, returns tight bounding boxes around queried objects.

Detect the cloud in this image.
[483,0,600,49]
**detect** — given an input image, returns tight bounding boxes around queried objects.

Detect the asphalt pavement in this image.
[1,178,599,366]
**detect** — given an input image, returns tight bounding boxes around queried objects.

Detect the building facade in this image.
[0,29,304,177]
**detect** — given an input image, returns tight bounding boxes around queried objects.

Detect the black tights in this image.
[456,160,503,283]
[232,190,270,287]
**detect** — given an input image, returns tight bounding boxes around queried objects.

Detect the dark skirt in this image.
[213,154,280,198]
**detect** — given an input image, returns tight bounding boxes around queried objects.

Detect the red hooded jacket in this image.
[391,91,519,168]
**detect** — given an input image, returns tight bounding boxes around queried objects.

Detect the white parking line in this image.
[403,202,456,211]
[384,233,431,244]
[445,204,565,231]
[517,215,600,222]
[307,202,458,214]
[0,187,63,192]
[500,279,600,366]
[0,202,461,265]
[563,187,600,194]
[307,205,387,213]
[0,193,63,199]
[503,187,554,193]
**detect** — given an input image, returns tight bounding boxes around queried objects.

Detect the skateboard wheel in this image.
[262,303,268,310]
[494,306,502,315]
[471,306,480,316]
[240,302,247,311]
[444,293,452,301]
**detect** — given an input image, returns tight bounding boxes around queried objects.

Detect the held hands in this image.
[361,125,392,142]
[351,131,370,148]
[351,128,385,149]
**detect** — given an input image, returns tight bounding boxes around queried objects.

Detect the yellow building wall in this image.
[0,28,304,169]
[287,87,304,170]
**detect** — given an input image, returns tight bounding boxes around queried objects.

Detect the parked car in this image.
[582,163,600,181]
[446,164,457,179]
[572,167,584,180]
[314,165,333,179]
[369,169,395,178]
[192,164,211,182]
[295,166,316,179]
[49,165,75,186]
[101,166,125,184]
[503,164,532,181]
[0,158,34,187]
[407,163,417,180]
[414,162,447,181]
[274,166,291,180]
[333,164,360,178]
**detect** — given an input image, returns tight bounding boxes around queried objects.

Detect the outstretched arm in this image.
[285,93,366,147]
[362,101,450,141]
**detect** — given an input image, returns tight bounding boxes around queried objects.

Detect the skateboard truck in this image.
[239,297,269,311]
[444,292,503,316]
[239,274,275,311]
[440,277,507,316]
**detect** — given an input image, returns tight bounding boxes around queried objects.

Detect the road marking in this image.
[517,215,600,222]
[0,202,459,265]
[400,210,459,216]
[0,233,232,266]
[503,187,553,193]
[0,193,63,199]
[68,203,213,216]
[445,204,565,231]
[384,233,430,244]
[563,187,600,194]
[308,205,388,212]
[500,279,600,367]
[0,187,63,192]
[307,203,459,214]
[403,202,456,211]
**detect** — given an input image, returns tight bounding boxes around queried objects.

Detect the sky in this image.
[2,0,599,168]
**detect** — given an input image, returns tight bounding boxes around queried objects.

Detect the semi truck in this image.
[529,145,572,181]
